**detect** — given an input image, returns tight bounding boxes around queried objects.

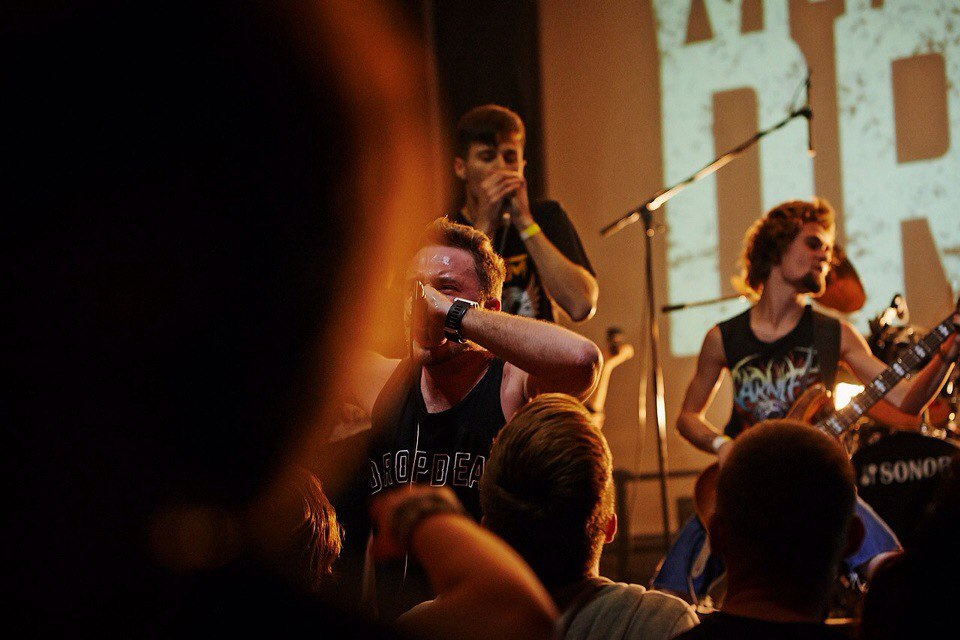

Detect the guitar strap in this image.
[811,311,841,390]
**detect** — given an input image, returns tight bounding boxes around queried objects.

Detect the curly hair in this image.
[737,198,835,295]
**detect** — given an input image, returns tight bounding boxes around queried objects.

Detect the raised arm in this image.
[522,238,597,321]
[517,228,598,322]
[676,326,733,462]
[370,486,557,640]
[416,284,602,400]
[839,318,958,415]
[498,176,597,322]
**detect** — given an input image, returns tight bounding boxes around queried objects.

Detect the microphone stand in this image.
[661,293,746,314]
[601,106,809,552]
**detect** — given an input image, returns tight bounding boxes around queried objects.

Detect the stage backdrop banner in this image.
[540,0,958,534]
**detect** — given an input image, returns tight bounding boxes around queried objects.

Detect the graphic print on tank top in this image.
[368,358,506,520]
[719,306,837,437]
[502,253,542,318]
[730,346,821,426]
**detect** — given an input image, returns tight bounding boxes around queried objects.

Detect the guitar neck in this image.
[817,314,955,437]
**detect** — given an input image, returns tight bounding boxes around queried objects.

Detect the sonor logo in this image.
[859,456,952,487]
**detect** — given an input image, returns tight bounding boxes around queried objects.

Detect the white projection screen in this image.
[655,0,958,356]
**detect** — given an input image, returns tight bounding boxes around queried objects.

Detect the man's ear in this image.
[603,513,617,544]
[454,156,466,181]
[483,296,501,312]
[842,514,866,559]
[707,512,727,557]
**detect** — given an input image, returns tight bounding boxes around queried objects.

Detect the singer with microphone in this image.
[449,105,597,323]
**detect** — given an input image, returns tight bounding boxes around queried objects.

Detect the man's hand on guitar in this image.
[940,314,959,363]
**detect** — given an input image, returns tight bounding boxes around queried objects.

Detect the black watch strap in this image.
[444,298,478,343]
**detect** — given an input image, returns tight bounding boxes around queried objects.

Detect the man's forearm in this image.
[398,513,556,640]
[522,232,598,322]
[677,412,728,455]
[461,306,601,396]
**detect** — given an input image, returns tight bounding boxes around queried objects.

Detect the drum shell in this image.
[851,433,957,543]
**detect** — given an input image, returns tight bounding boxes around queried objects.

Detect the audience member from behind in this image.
[675,420,865,640]
[243,468,343,595]
[370,485,557,640]
[481,394,698,640]
[859,452,960,638]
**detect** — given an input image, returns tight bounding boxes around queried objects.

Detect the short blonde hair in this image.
[480,394,613,587]
[419,217,506,301]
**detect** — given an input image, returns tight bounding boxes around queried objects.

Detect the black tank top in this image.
[719,306,839,438]
[368,357,507,520]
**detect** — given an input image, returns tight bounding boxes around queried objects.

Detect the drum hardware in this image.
[851,432,958,542]
[816,244,866,313]
[864,294,956,437]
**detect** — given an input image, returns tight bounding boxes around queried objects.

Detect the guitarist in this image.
[653,198,959,602]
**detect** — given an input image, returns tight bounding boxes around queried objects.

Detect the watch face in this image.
[444,299,475,343]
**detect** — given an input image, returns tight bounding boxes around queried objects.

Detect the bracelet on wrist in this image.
[711,435,732,454]
[519,222,542,241]
[391,491,467,550]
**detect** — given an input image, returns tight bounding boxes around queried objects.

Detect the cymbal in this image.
[817,244,865,313]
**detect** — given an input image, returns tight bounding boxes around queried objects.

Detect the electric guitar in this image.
[694,299,960,525]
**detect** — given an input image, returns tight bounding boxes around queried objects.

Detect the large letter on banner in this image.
[654,0,813,356]
[836,0,960,324]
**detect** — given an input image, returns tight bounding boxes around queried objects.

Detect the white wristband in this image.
[711,435,731,454]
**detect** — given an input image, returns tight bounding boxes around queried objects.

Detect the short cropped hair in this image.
[480,394,614,588]
[716,420,856,599]
[419,217,506,301]
[455,104,525,159]
[738,198,835,295]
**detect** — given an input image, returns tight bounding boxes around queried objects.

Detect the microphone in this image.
[499,196,513,224]
[496,197,513,254]
[804,73,815,158]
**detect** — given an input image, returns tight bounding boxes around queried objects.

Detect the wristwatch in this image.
[444,298,479,343]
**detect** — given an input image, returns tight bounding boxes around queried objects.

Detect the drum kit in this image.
[816,250,959,543]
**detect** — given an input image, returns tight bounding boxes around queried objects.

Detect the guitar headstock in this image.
[606,327,626,356]
[604,327,635,365]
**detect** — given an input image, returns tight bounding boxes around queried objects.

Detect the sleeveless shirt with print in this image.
[719,306,839,438]
[368,357,507,520]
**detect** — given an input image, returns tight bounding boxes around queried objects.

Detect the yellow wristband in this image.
[519,222,542,241]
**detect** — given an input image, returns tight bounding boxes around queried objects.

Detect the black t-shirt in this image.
[368,357,507,520]
[675,612,851,640]
[452,200,594,322]
[718,306,839,438]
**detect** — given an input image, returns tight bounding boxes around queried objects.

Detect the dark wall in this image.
[430,0,546,203]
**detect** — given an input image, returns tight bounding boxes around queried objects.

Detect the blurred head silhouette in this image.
[6,0,437,631]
